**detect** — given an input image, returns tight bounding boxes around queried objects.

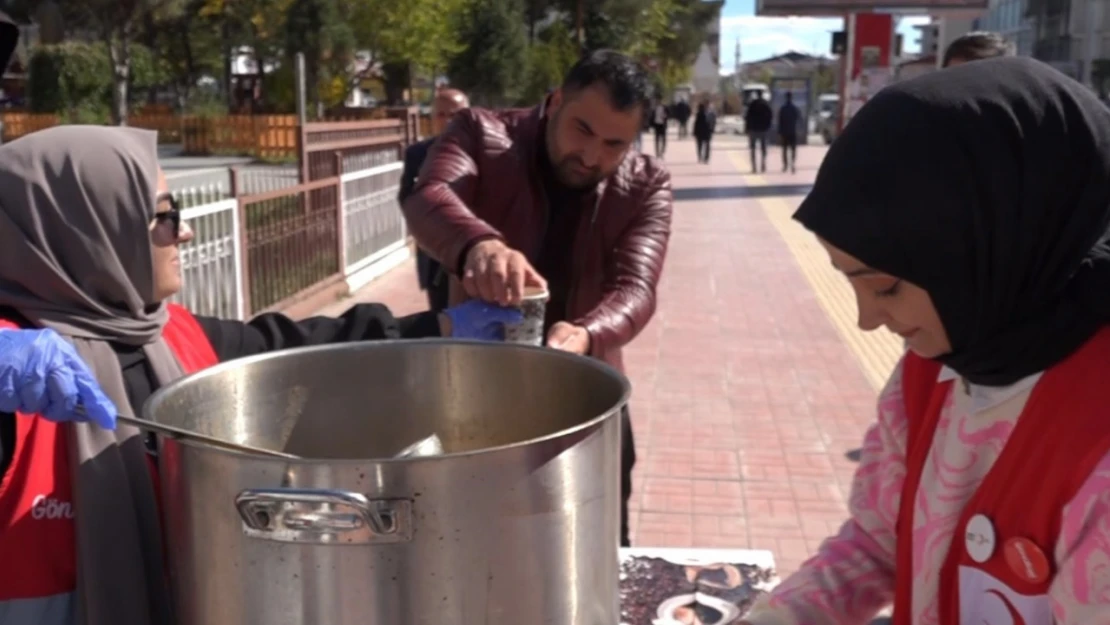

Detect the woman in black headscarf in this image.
[741,57,1110,625]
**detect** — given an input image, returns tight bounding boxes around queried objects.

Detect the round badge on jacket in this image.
[1003,537,1051,584]
[965,514,996,563]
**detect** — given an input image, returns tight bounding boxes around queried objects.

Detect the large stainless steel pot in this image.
[143,340,630,625]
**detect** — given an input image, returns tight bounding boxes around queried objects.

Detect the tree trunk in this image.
[178,22,195,106]
[108,34,131,126]
[222,21,235,111]
[382,61,410,106]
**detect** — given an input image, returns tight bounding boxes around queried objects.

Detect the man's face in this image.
[545,84,643,190]
[433,94,468,135]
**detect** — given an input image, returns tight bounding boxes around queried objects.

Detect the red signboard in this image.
[838,12,895,132]
[757,0,984,15]
[851,12,893,77]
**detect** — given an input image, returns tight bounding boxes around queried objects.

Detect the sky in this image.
[718,0,931,74]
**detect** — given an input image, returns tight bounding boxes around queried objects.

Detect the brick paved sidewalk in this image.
[321,134,895,577]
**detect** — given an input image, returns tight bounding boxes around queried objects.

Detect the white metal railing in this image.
[168,159,408,320]
[339,162,409,285]
[171,198,245,320]
[165,165,299,208]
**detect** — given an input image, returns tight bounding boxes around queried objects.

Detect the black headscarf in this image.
[794,57,1110,386]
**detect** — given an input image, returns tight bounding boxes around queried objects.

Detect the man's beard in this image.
[546,110,604,189]
[555,157,604,190]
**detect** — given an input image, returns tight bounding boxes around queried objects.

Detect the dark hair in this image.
[561,49,652,112]
[942,31,1015,67]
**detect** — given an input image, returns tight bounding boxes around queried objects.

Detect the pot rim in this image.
[142,338,632,463]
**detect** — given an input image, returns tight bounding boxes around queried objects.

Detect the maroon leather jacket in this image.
[402,103,673,370]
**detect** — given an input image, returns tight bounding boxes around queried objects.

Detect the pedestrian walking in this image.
[674,99,691,139]
[693,101,716,164]
[744,92,772,172]
[650,100,669,158]
[777,92,800,173]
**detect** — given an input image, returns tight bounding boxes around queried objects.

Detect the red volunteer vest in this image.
[892,328,1110,624]
[0,304,218,603]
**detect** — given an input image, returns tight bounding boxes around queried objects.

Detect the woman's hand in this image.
[439,300,523,341]
[0,328,118,429]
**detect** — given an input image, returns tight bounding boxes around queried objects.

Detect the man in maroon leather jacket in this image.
[403,50,673,546]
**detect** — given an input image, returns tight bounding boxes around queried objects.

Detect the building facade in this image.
[974,0,1034,55]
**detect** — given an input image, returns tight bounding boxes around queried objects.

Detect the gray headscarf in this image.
[0,125,184,624]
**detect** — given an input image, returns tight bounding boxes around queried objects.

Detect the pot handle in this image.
[234,488,413,545]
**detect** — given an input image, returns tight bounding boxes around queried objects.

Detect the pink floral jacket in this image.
[744,359,1110,625]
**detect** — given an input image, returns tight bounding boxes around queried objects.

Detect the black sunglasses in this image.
[153,193,182,237]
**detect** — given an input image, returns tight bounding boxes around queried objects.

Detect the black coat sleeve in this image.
[398,139,433,206]
[195,304,442,362]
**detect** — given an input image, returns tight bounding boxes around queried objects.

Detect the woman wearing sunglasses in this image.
[0,125,520,625]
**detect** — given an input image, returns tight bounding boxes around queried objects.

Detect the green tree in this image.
[155,0,224,107]
[28,41,167,121]
[28,0,185,124]
[650,0,718,95]
[199,0,292,111]
[347,0,470,104]
[284,0,353,115]
[519,19,578,105]
[624,0,679,60]
[447,0,528,107]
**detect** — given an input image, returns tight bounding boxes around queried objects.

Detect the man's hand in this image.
[463,239,546,306]
[546,322,590,355]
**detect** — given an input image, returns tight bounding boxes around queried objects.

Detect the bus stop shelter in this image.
[754,0,987,130]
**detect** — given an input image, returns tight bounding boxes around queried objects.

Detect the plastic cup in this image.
[503,286,549,345]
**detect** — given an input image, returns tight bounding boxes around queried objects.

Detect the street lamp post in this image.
[576,0,585,47]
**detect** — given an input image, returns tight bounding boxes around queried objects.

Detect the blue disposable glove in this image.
[442,300,524,341]
[0,328,118,429]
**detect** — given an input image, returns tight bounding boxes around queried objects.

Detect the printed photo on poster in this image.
[860,45,881,69]
[619,548,778,624]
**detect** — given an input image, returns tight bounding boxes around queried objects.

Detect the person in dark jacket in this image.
[403,50,675,548]
[650,99,670,158]
[744,92,773,173]
[673,99,691,139]
[777,92,801,173]
[398,89,470,313]
[692,101,717,164]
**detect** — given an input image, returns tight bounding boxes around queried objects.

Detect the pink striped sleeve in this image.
[1050,452,1110,624]
[745,362,907,625]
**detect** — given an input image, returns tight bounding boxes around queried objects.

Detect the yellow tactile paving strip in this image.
[727,153,903,390]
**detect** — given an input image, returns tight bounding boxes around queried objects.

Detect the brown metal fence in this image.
[235,113,414,316]
[237,175,344,314]
[301,118,408,182]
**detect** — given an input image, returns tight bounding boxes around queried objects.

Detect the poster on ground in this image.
[619,548,779,625]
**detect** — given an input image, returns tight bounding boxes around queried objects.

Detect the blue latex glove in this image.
[443,300,524,341]
[0,328,118,429]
